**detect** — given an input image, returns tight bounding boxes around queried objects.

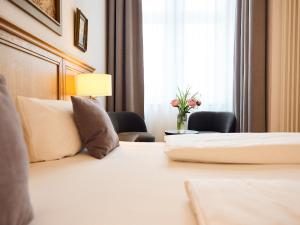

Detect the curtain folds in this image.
[106,0,145,118]
[234,0,267,132]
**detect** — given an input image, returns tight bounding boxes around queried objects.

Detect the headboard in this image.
[0,18,95,101]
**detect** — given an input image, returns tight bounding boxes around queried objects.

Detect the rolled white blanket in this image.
[165,133,300,164]
[185,178,300,225]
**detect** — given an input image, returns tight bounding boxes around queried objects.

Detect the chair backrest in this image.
[188,111,236,133]
[108,112,148,133]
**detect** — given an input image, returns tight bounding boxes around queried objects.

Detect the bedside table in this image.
[165,130,199,135]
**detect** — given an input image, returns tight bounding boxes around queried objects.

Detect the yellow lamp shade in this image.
[76,74,112,97]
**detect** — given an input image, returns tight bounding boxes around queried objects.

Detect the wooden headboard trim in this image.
[0,17,95,72]
[0,17,95,100]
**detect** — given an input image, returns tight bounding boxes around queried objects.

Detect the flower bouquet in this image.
[170,87,201,131]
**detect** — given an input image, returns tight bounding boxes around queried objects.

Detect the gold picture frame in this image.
[8,0,62,35]
[74,8,88,52]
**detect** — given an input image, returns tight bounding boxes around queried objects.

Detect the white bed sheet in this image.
[185,179,300,225]
[29,142,300,225]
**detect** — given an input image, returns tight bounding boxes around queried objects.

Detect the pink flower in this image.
[171,99,179,107]
[187,98,197,108]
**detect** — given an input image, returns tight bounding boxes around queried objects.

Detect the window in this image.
[143,0,236,140]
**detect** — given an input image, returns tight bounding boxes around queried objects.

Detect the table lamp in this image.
[75,74,112,99]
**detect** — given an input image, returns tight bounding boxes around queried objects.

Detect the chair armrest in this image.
[108,112,147,133]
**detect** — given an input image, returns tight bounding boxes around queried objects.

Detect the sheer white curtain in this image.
[142,0,236,140]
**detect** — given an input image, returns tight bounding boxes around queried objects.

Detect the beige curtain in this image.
[106,0,144,117]
[234,0,267,132]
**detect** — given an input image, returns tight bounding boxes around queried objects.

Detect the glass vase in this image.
[177,113,187,132]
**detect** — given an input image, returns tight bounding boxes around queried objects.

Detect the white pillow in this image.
[165,133,300,164]
[17,96,81,162]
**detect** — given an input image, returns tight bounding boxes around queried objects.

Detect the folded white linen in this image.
[165,133,300,164]
[185,178,300,225]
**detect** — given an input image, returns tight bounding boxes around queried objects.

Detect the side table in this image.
[165,130,199,135]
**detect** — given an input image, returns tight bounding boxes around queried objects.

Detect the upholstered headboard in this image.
[0,18,95,101]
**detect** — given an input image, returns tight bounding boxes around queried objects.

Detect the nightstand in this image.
[165,130,199,135]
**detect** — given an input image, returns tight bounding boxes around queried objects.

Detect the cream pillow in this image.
[17,96,81,162]
[165,133,300,164]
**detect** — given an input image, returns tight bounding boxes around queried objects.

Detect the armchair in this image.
[108,112,155,142]
[188,111,236,133]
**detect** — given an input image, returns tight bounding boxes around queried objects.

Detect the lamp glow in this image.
[76,74,112,97]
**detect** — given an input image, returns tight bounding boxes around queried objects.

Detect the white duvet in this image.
[185,178,300,225]
[165,133,300,164]
[28,141,300,225]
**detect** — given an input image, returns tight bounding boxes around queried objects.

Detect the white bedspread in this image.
[165,133,300,164]
[185,179,300,225]
[28,142,300,225]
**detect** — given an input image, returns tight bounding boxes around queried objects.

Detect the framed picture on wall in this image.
[74,8,88,52]
[8,0,62,35]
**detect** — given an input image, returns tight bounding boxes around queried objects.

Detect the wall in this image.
[0,0,106,104]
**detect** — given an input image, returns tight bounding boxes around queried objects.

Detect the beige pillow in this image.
[17,96,81,162]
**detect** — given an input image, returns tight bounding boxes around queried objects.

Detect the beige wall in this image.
[0,0,106,73]
[0,0,106,104]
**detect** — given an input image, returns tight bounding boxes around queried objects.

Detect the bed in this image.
[28,142,300,225]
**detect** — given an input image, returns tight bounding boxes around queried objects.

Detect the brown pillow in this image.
[71,96,119,159]
[0,75,33,225]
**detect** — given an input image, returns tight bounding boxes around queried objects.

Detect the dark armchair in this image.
[188,111,236,133]
[108,112,155,142]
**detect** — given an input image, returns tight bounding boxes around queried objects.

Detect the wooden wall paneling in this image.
[0,18,94,101]
[0,27,62,100]
[0,18,94,73]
